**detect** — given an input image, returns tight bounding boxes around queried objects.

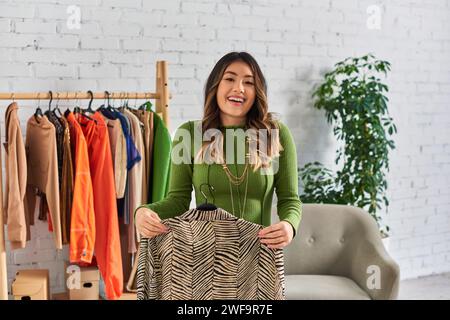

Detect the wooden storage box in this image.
[65,262,99,300]
[12,269,50,300]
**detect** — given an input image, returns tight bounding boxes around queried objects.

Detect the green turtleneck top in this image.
[139,120,302,235]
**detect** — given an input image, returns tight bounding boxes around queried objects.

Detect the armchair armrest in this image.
[349,240,400,300]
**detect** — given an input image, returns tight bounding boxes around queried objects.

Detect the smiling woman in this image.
[216,61,256,126]
[136,51,302,251]
[134,51,302,300]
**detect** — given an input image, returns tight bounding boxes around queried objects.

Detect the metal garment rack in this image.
[0,60,170,300]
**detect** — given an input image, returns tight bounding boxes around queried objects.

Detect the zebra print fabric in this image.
[136,208,285,300]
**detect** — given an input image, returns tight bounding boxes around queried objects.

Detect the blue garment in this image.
[100,107,141,221]
[100,108,141,170]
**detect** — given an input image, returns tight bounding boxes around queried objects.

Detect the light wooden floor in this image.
[398,273,450,300]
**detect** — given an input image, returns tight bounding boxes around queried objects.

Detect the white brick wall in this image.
[0,0,449,297]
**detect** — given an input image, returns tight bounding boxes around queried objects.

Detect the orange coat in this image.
[78,112,123,300]
[66,112,96,264]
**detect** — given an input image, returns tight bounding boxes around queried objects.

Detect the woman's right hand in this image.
[135,207,170,238]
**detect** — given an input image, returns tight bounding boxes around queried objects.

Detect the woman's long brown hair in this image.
[200,51,282,170]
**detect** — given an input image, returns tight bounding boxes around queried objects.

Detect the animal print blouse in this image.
[136,208,285,300]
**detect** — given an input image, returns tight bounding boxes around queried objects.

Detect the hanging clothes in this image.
[119,115,133,225]
[76,111,123,300]
[100,108,141,171]
[66,111,96,264]
[129,108,154,246]
[3,102,28,250]
[24,114,62,250]
[59,116,74,245]
[100,108,141,218]
[150,111,171,203]
[122,109,145,254]
[0,115,6,300]
[127,105,170,291]
[103,117,127,199]
[130,109,154,206]
[136,208,285,300]
[44,110,64,186]
[46,110,72,245]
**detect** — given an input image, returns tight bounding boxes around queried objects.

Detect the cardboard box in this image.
[118,292,137,300]
[52,292,69,300]
[64,261,99,300]
[12,269,50,300]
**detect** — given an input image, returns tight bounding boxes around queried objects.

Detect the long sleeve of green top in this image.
[137,120,302,235]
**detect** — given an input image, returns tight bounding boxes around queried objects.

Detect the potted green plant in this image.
[298,54,397,247]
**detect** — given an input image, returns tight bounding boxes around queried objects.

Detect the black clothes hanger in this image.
[73,91,82,114]
[82,90,95,114]
[53,92,63,117]
[64,108,71,118]
[73,91,96,124]
[74,101,97,127]
[123,92,131,110]
[72,108,96,124]
[78,112,96,125]
[196,183,217,211]
[97,91,111,111]
[79,112,96,123]
[47,90,53,112]
[48,92,63,117]
[117,92,129,112]
[34,93,44,121]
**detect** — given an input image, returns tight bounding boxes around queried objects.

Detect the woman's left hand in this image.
[258,221,294,249]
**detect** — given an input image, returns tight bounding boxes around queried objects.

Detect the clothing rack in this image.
[0,60,171,300]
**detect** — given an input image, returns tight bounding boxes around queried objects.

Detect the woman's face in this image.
[216,61,256,126]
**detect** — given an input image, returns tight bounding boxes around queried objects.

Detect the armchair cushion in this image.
[285,275,371,300]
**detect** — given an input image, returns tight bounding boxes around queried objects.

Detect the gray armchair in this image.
[284,204,400,300]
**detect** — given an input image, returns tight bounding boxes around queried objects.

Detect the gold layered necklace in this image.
[222,152,250,219]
